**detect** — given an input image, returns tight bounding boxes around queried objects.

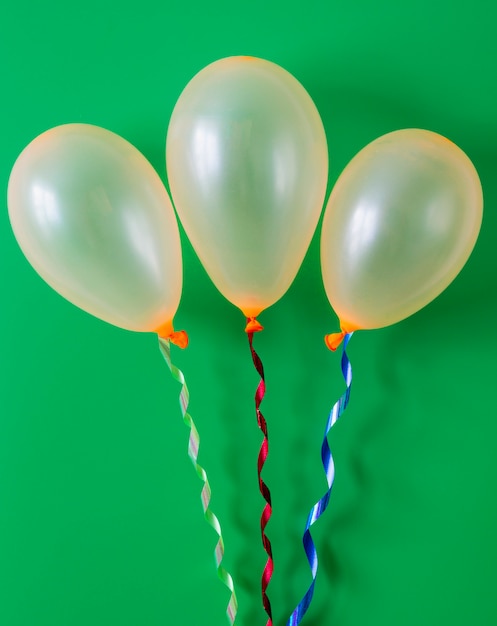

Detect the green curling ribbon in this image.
[158,337,238,625]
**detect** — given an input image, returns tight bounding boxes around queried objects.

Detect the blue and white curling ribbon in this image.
[158,336,238,626]
[287,332,353,626]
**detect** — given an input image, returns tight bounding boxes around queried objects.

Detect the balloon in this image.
[8,123,184,341]
[166,56,328,321]
[321,129,483,345]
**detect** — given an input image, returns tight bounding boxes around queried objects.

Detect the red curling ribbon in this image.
[246,317,273,626]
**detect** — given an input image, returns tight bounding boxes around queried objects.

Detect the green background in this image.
[1,1,496,625]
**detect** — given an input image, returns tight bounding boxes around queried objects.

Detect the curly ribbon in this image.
[287,332,353,626]
[246,317,274,626]
[158,335,238,626]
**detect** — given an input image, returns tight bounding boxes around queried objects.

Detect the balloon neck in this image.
[155,320,189,349]
[245,317,264,334]
[324,321,357,351]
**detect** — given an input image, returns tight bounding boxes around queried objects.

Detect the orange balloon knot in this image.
[168,329,189,349]
[154,320,189,348]
[324,321,357,351]
[324,331,347,351]
[245,317,264,334]
[168,330,188,350]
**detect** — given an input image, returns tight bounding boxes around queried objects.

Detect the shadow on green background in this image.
[1,1,496,625]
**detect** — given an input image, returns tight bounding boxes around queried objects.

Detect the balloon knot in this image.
[155,320,188,348]
[324,331,347,351]
[245,317,264,334]
[168,330,189,349]
[325,321,357,351]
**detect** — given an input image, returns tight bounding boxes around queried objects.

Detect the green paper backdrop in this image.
[1,1,496,625]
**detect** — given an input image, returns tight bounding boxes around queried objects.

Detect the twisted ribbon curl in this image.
[158,336,238,625]
[246,318,273,626]
[287,332,353,625]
